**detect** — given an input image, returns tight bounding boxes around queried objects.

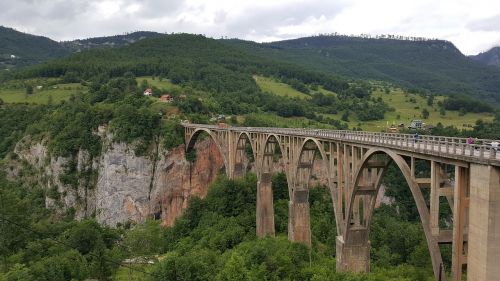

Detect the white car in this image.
[491,141,499,151]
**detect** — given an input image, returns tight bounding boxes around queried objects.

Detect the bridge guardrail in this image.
[183,123,499,163]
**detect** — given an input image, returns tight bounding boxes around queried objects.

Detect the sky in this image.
[2,0,500,55]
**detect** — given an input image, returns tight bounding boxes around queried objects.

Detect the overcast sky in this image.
[2,0,500,55]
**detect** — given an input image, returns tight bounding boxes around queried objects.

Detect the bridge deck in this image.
[184,124,500,166]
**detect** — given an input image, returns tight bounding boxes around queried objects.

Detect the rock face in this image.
[12,135,223,227]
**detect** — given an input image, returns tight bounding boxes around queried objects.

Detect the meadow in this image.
[0,83,85,104]
[253,75,311,99]
[254,77,494,131]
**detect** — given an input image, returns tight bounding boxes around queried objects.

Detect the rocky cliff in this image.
[10,135,223,227]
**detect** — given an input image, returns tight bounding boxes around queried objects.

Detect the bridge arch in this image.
[288,137,336,245]
[231,132,256,178]
[341,148,445,280]
[255,134,289,238]
[185,128,229,175]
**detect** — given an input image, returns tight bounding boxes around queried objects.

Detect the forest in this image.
[0,32,499,281]
[1,167,439,281]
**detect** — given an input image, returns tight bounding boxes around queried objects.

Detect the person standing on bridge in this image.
[414,132,419,143]
[467,137,473,145]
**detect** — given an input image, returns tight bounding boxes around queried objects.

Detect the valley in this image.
[0,26,499,281]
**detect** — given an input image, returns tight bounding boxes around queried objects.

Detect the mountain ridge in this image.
[3,27,500,103]
[223,35,500,103]
[470,46,500,67]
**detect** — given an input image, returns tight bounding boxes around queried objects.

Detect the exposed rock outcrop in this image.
[11,135,223,227]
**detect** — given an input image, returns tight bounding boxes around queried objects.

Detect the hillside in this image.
[223,36,500,104]
[0,27,163,69]
[0,26,70,69]
[61,31,164,52]
[3,26,500,104]
[470,46,500,67]
[1,30,500,281]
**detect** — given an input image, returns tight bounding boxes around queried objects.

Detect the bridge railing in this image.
[183,123,499,162]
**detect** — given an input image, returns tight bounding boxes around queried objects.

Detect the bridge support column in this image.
[467,164,500,281]
[256,172,275,237]
[288,189,311,246]
[234,163,245,178]
[336,228,370,273]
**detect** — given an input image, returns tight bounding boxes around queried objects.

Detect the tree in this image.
[140,79,148,90]
[4,264,34,281]
[216,253,249,281]
[421,108,429,119]
[341,111,349,122]
[426,95,434,106]
[439,107,446,116]
[25,85,33,95]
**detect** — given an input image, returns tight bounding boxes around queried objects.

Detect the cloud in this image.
[1,0,500,54]
[468,14,500,32]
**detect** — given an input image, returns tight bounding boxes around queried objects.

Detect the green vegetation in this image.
[1,29,499,281]
[254,75,311,99]
[136,76,180,92]
[0,26,69,68]
[112,174,435,281]
[320,85,495,131]
[224,35,500,104]
[0,83,85,104]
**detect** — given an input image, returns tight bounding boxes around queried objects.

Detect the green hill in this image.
[3,26,500,104]
[0,26,70,69]
[61,31,164,52]
[223,35,500,104]
[0,27,163,69]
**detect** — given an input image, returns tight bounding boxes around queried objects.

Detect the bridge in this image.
[184,123,500,281]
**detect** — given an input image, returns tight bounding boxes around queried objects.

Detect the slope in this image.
[0,26,70,68]
[223,36,500,104]
[61,31,164,52]
[470,46,500,67]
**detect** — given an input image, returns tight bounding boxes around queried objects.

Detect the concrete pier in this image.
[467,164,500,281]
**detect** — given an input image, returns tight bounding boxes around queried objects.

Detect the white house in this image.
[143,88,153,96]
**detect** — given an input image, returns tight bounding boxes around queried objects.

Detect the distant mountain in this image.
[0,26,163,69]
[223,35,500,103]
[3,26,500,104]
[0,26,69,69]
[61,31,164,52]
[469,47,500,67]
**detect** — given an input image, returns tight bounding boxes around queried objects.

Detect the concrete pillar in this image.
[233,163,245,178]
[288,189,311,246]
[256,172,275,237]
[336,228,370,273]
[467,164,500,281]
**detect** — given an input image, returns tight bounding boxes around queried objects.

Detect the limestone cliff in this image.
[10,135,223,227]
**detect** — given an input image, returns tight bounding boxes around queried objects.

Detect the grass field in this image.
[254,75,311,99]
[0,83,86,104]
[316,86,337,96]
[321,88,494,131]
[257,77,494,131]
[137,76,180,91]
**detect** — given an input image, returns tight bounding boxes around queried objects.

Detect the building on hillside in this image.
[160,94,174,103]
[143,88,153,96]
[409,119,424,129]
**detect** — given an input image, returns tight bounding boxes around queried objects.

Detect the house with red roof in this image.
[160,94,174,103]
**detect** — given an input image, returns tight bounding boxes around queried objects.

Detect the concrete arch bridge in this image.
[184,123,500,281]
